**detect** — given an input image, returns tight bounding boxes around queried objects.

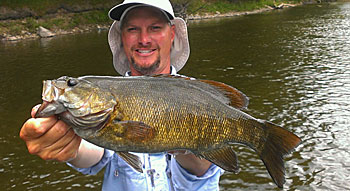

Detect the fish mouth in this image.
[41,80,64,103]
[34,79,67,118]
[35,100,67,118]
[35,76,117,130]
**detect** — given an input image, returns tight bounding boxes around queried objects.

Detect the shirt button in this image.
[114,169,119,177]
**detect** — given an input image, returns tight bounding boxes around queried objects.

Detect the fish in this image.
[35,75,301,188]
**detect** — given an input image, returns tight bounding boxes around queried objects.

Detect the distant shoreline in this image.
[188,4,299,20]
[0,3,300,42]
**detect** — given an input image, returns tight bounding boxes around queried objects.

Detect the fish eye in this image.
[67,79,78,87]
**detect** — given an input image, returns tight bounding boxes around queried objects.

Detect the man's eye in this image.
[151,26,162,31]
[127,27,137,32]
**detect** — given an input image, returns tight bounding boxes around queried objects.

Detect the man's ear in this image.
[170,25,175,43]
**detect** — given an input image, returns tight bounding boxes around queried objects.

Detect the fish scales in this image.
[86,76,261,151]
[104,79,253,151]
[35,75,301,188]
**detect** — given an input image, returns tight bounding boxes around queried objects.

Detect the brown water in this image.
[1,2,350,190]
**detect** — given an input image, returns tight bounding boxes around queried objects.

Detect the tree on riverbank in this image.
[0,0,302,40]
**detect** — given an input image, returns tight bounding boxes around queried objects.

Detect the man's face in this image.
[121,7,175,76]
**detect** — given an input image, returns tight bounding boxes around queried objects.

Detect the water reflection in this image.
[1,2,350,190]
[0,33,111,190]
[186,2,350,190]
[281,3,350,190]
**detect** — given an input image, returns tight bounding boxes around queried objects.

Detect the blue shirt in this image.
[67,66,224,190]
[69,150,223,191]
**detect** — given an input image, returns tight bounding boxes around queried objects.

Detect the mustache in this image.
[131,43,160,50]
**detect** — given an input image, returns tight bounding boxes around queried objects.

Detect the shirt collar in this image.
[124,65,177,76]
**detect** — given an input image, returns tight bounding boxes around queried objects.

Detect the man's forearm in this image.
[68,139,104,168]
[174,153,212,176]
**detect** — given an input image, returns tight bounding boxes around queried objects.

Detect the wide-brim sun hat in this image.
[108,0,190,75]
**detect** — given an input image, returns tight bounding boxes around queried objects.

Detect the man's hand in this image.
[19,104,82,162]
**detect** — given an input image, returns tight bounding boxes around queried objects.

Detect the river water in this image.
[1,2,349,190]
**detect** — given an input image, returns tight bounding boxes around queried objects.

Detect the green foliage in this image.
[0,0,54,14]
[0,0,302,36]
[0,0,302,15]
[0,0,118,17]
[79,10,111,24]
[51,18,66,26]
[25,17,40,32]
[186,0,301,14]
[0,0,114,7]
[8,24,24,35]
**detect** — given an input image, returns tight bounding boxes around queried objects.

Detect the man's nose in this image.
[138,30,151,46]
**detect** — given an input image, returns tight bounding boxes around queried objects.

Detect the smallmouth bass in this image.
[35,75,301,188]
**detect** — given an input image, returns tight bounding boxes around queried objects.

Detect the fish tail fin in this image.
[259,120,301,188]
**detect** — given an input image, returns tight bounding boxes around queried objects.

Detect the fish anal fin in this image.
[117,152,143,173]
[259,120,302,188]
[117,121,155,142]
[201,146,239,173]
[200,79,249,109]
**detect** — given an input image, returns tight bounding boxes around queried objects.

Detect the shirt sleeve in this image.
[170,157,224,191]
[66,149,114,175]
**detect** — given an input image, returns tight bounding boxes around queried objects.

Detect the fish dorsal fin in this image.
[150,74,249,109]
[199,79,249,109]
[200,146,239,173]
[116,121,155,142]
[117,152,143,173]
[150,74,195,80]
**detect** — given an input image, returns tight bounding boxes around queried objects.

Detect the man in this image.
[20,0,223,190]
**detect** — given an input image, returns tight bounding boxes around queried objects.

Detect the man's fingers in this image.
[20,104,83,163]
[56,135,82,162]
[38,129,81,162]
[27,120,71,150]
[22,120,82,163]
[20,116,58,141]
[31,104,41,118]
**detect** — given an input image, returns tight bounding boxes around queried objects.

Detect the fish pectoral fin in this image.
[117,152,143,173]
[200,146,239,173]
[117,121,155,142]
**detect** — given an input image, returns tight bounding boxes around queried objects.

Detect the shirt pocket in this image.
[112,154,147,185]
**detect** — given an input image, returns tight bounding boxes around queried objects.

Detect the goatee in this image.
[130,57,161,75]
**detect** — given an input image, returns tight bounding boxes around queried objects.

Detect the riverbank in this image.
[0,1,302,42]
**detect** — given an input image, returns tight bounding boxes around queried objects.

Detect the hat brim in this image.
[108,17,190,75]
[109,3,174,21]
[109,3,137,20]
